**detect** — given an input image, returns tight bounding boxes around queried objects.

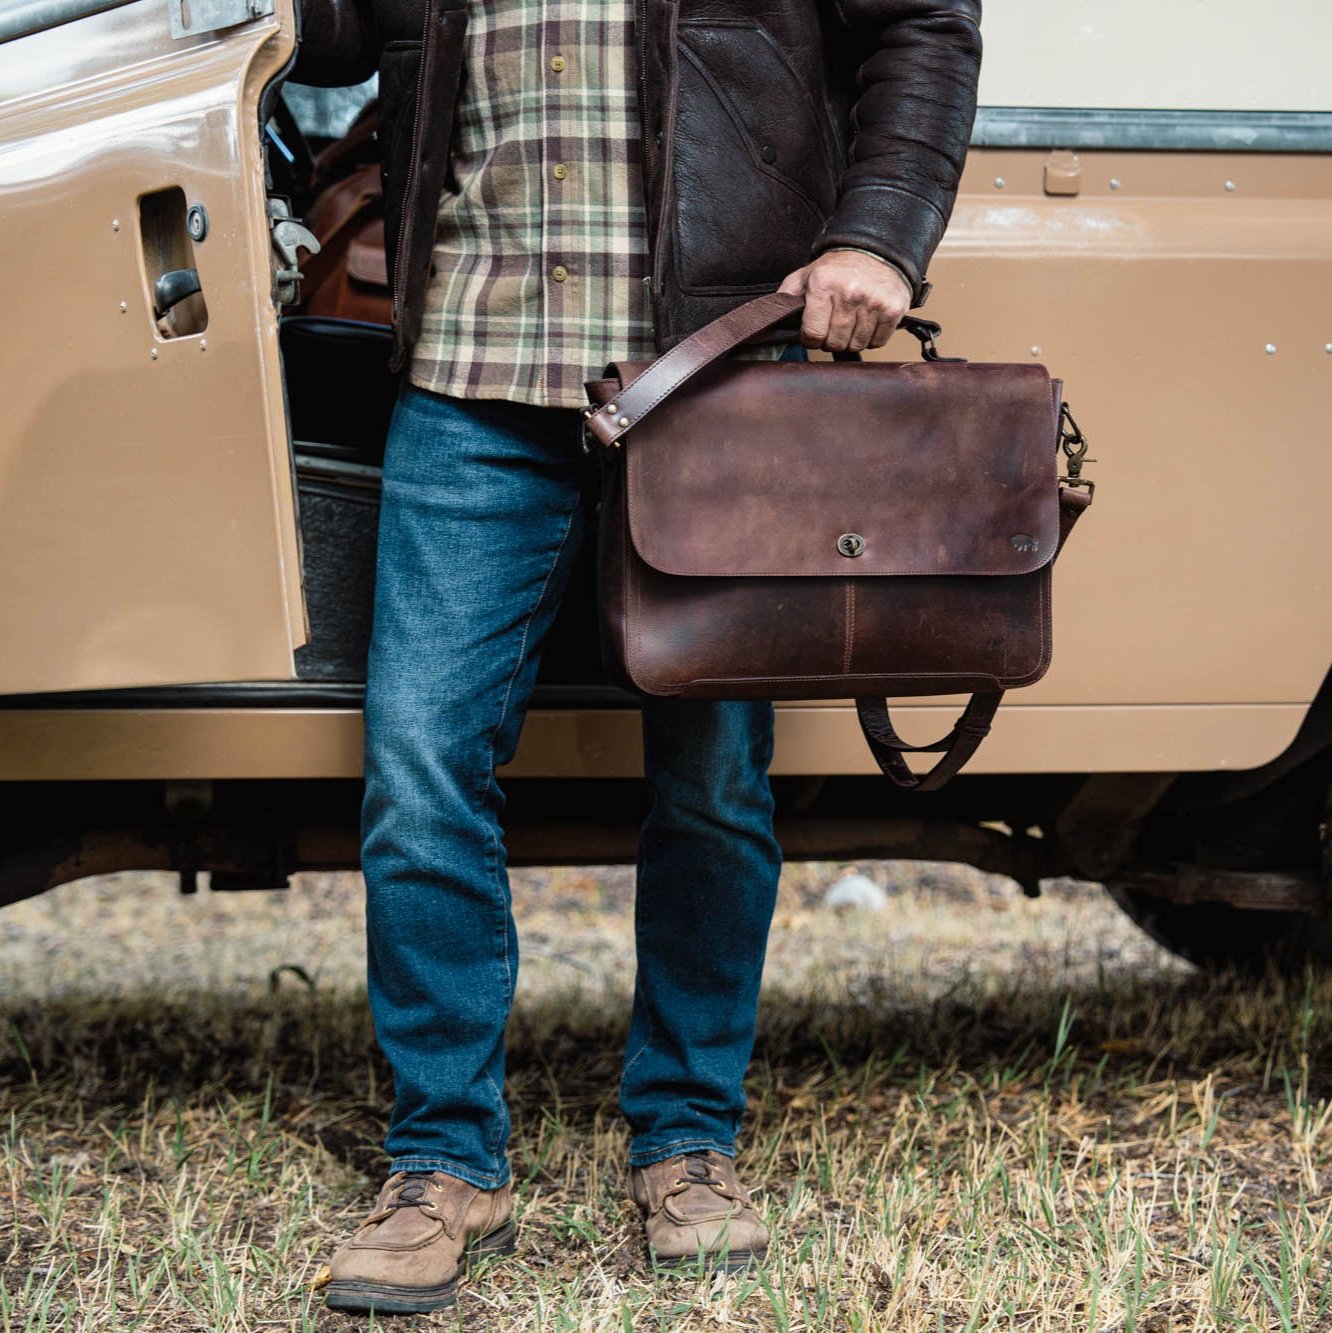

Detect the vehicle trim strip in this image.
[0,0,137,43]
[972,107,1332,153]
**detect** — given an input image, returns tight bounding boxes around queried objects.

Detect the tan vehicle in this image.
[3,0,1331,967]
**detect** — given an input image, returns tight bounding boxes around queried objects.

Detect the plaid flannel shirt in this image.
[408,0,782,410]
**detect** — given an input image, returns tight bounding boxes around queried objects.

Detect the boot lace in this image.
[671,1152,742,1200]
[366,1172,437,1222]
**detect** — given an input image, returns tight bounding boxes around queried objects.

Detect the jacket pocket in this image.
[670,20,839,294]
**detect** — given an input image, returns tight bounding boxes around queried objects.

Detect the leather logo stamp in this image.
[1011,534,1040,553]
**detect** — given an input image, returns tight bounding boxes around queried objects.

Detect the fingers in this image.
[823,299,861,352]
[790,254,911,351]
[869,314,902,350]
[847,307,879,353]
[797,253,911,353]
[813,298,878,353]
[800,285,834,349]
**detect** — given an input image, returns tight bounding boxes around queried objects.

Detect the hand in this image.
[777,250,911,353]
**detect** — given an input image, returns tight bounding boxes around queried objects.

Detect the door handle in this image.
[153,267,202,317]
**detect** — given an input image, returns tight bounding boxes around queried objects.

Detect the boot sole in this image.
[649,1243,767,1276]
[323,1216,516,1314]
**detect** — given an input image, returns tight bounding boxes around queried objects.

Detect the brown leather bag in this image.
[297,104,392,326]
[583,291,1094,791]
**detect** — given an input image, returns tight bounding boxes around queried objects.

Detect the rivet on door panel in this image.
[138,187,209,339]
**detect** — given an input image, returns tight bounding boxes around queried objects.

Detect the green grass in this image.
[2,864,1331,1330]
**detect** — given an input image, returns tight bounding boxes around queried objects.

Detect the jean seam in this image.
[389,1155,511,1188]
[472,496,578,1169]
[484,1072,506,1159]
[629,1138,737,1166]
[479,495,580,1002]
[621,1034,653,1080]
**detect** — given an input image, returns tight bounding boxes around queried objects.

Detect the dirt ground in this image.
[2,862,1330,1330]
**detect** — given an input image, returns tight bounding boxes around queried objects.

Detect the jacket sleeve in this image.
[814,0,982,305]
[291,0,378,87]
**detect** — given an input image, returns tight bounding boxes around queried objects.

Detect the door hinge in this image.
[169,0,277,39]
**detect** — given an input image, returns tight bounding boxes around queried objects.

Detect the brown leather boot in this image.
[324,1171,514,1313]
[629,1150,769,1272]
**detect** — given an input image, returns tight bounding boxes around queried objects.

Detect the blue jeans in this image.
[361,385,783,1188]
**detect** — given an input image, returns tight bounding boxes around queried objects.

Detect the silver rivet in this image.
[1030,345,1042,357]
[993,176,1005,189]
[1264,343,1277,355]
[118,301,128,313]
[199,338,207,351]
[1109,178,1121,190]
[150,347,158,359]
[1224,180,1236,192]
[606,403,617,414]
[617,415,630,427]
[111,218,121,231]
[1324,343,1332,354]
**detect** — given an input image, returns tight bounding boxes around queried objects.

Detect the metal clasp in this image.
[580,404,623,455]
[1058,402,1096,500]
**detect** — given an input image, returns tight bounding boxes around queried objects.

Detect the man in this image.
[296,0,981,1313]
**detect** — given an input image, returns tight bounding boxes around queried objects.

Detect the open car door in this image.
[0,0,306,694]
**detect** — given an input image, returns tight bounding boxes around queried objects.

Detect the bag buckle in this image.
[1058,402,1096,500]
[580,405,623,455]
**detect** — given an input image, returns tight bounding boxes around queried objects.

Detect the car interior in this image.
[273,82,611,697]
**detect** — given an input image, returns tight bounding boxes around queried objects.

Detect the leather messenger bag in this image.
[583,291,1094,791]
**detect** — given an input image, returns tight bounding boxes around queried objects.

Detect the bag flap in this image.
[614,359,1061,578]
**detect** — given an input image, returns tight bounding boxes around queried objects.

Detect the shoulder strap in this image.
[584,292,958,448]
[584,292,803,448]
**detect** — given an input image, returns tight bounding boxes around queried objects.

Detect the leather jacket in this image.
[295,0,982,370]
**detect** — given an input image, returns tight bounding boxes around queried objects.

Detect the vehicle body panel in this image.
[0,700,1309,781]
[0,0,304,694]
[0,2,1329,785]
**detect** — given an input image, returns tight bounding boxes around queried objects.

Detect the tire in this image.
[1106,881,1332,971]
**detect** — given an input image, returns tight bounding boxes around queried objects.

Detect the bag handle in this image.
[854,480,1091,790]
[856,694,1001,792]
[583,291,954,449]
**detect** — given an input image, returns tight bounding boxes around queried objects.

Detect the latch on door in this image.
[169,0,277,39]
[139,186,209,338]
[268,198,321,307]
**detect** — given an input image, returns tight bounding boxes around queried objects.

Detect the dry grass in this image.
[2,862,1332,1331]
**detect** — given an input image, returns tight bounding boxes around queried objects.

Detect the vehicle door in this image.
[0,0,305,694]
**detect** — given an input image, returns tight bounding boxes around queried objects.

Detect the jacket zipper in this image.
[392,0,438,324]
[636,0,674,336]
[635,0,652,184]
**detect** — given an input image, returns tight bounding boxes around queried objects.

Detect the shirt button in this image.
[552,163,568,181]
[550,55,566,72]
[552,265,569,282]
